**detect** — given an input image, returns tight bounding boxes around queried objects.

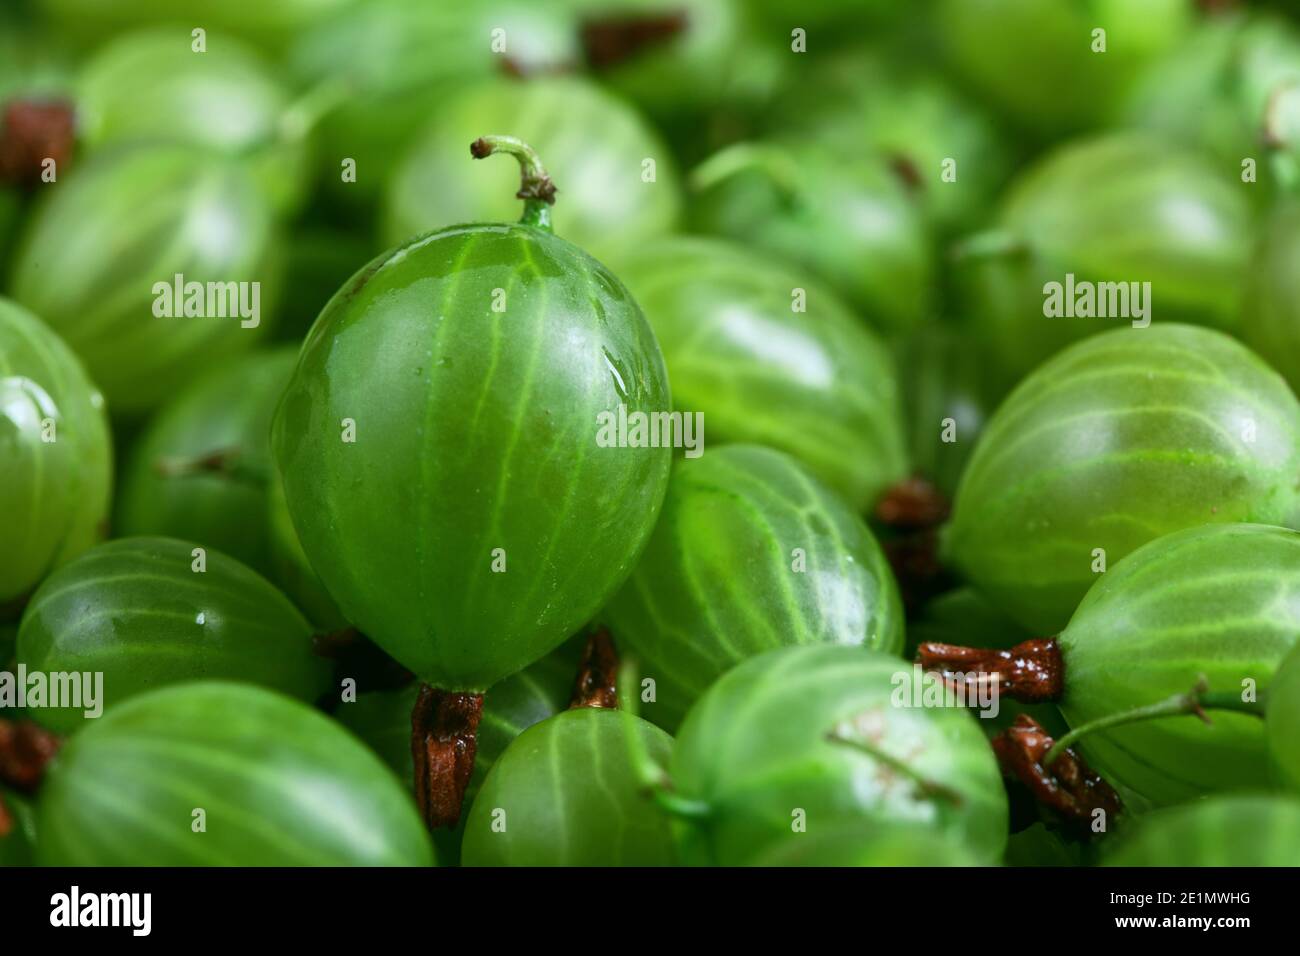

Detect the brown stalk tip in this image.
[469,137,493,159]
[916,637,1064,702]
[0,792,12,838]
[0,719,63,793]
[0,98,76,189]
[569,627,620,710]
[874,476,950,531]
[992,713,1122,834]
[411,685,483,831]
[579,13,688,70]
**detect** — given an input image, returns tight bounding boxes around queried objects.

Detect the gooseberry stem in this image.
[153,447,271,487]
[615,655,712,821]
[569,627,620,709]
[0,719,62,794]
[689,142,801,201]
[469,135,556,231]
[276,76,351,146]
[410,686,483,831]
[1042,676,1266,768]
[825,730,965,807]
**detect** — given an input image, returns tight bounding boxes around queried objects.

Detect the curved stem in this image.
[689,142,800,201]
[949,229,1029,264]
[275,76,351,147]
[615,654,712,821]
[153,447,271,487]
[1042,676,1266,768]
[469,135,556,231]
[825,729,964,806]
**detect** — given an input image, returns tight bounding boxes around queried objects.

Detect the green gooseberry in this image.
[1103,795,1300,866]
[266,473,347,631]
[116,347,297,581]
[1124,11,1300,197]
[383,77,680,265]
[614,237,908,511]
[1045,524,1300,806]
[1242,201,1300,393]
[0,789,36,867]
[0,297,112,615]
[273,136,672,693]
[461,707,675,866]
[1003,823,1088,867]
[946,324,1300,636]
[290,0,578,210]
[16,536,331,734]
[666,645,1009,866]
[1267,643,1300,792]
[689,140,933,334]
[935,0,1194,135]
[766,46,1012,235]
[35,0,359,53]
[749,824,981,867]
[958,134,1256,389]
[73,27,312,216]
[36,681,434,866]
[11,143,282,416]
[602,445,904,732]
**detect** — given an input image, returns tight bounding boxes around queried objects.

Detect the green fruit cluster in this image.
[3,0,1300,873]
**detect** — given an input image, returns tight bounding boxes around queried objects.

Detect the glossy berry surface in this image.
[947,324,1300,635]
[960,134,1255,385]
[0,298,112,611]
[461,707,675,867]
[1059,523,1300,805]
[615,236,908,510]
[16,537,330,733]
[273,220,672,692]
[669,645,1009,866]
[11,143,280,415]
[690,141,933,333]
[603,445,904,731]
[1103,795,1300,866]
[36,682,434,866]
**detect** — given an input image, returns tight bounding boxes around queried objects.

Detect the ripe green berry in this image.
[958,134,1256,386]
[16,537,330,733]
[603,445,904,731]
[383,77,680,264]
[690,141,933,333]
[0,298,112,613]
[1268,643,1300,792]
[936,0,1194,134]
[274,137,672,691]
[11,144,281,415]
[36,682,434,866]
[750,823,981,867]
[667,645,1009,866]
[1056,524,1299,805]
[1103,795,1300,866]
[1124,11,1300,196]
[116,347,297,581]
[75,27,310,214]
[946,324,1300,635]
[461,708,675,867]
[615,237,908,510]
[1242,201,1300,393]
